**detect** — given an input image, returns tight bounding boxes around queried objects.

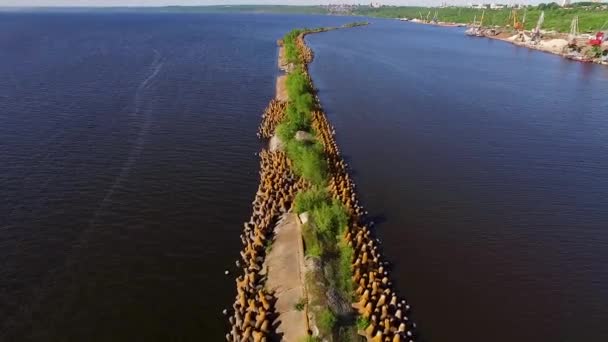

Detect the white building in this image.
[370,2,382,8]
[490,3,506,9]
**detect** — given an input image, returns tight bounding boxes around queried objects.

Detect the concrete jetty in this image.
[263,213,308,341]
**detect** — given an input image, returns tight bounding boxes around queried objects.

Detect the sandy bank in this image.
[278,44,289,72]
[275,75,288,102]
[478,30,607,65]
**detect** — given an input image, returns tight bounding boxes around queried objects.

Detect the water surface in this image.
[3,12,607,342]
[0,12,355,341]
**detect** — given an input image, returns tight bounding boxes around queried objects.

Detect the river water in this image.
[1,12,607,342]
[307,20,608,342]
[0,12,355,341]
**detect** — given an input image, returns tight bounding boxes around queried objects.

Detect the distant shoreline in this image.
[0,5,330,14]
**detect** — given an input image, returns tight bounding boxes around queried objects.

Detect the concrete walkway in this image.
[276,75,288,102]
[264,213,308,341]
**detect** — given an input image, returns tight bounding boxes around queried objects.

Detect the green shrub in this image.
[589,45,603,58]
[292,92,314,115]
[356,316,370,330]
[275,110,310,142]
[294,186,329,214]
[302,223,322,257]
[311,200,348,236]
[337,239,354,297]
[317,309,337,332]
[286,69,311,96]
[285,139,327,186]
[283,29,304,64]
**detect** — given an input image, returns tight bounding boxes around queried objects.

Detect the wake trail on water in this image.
[2,50,165,336]
[91,49,162,223]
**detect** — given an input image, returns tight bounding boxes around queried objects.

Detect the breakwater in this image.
[226,22,417,341]
[225,148,306,341]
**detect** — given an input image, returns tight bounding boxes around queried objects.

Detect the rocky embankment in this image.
[225,149,305,341]
[475,29,608,65]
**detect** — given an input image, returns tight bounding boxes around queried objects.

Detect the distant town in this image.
[321,1,608,14]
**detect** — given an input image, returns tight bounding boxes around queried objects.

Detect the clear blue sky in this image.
[0,0,545,7]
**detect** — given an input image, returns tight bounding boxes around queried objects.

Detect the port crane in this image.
[531,11,545,45]
[465,10,485,36]
[589,19,608,46]
[589,32,605,46]
[506,9,524,30]
[431,11,439,24]
[568,16,579,45]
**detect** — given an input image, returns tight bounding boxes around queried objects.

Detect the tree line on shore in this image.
[354,6,607,33]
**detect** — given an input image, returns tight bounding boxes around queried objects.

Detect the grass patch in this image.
[311,199,348,237]
[286,68,312,98]
[302,223,322,257]
[297,187,350,259]
[337,239,355,298]
[343,21,369,28]
[275,66,328,185]
[353,6,608,33]
[356,316,370,330]
[283,29,303,64]
[317,309,337,332]
[275,111,310,143]
[294,186,328,214]
[285,139,327,186]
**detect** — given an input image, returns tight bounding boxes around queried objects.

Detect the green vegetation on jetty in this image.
[272,22,415,341]
[344,21,371,28]
[295,186,353,297]
[282,29,304,64]
[276,67,326,185]
[278,26,360,339]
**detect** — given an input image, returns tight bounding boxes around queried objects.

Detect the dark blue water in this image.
[0,13,357,341]
[308,20,608,342]
[2,12,608,342]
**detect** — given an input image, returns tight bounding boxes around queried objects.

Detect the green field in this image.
[354,5,608,33]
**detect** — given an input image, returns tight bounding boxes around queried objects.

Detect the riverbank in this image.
[469,29,608,65]
[405,19,607,65]
[226,21,417,341]
[397,16,607,65]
